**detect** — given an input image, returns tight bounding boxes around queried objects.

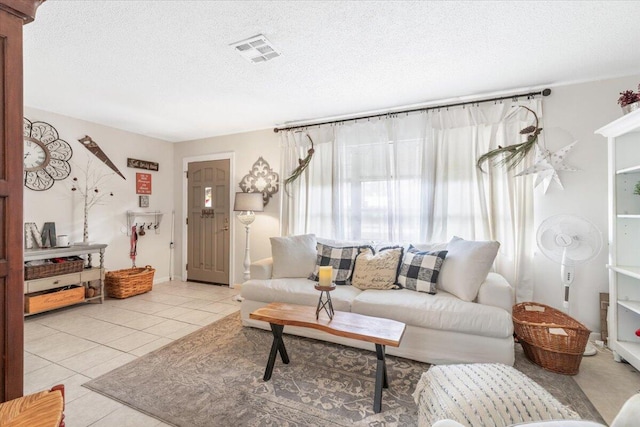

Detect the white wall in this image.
[172,129,281,287]
[534,74,640,332]
[24,107,175,282]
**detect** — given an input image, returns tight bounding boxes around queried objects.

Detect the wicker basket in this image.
[105,265,155,299]
[512,302,590,375]
[24,256,85,280]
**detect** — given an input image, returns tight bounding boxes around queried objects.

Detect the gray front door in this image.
[187,159,230,284]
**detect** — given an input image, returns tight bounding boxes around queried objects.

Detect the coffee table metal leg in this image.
[264,323,289,381]
[374,343,388,413]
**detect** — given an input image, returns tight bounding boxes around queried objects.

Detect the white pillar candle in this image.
[318,266,333,287]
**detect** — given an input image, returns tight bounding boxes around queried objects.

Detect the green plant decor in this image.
[634,181,640,196]
[284,133,315,195]
[476,106,542,172]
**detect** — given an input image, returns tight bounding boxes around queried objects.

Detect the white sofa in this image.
[241,235,516,365]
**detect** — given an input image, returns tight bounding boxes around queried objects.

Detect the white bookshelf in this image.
[596,109,640,369]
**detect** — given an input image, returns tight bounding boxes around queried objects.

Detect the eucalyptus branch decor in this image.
[71,158,115,243]
[476,106,542,172]
[284,133,315,195]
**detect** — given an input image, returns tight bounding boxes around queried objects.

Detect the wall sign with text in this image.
[136,172,152,194]
[128,157,159,171]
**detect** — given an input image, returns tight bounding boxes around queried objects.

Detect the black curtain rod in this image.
[273,88,552,133]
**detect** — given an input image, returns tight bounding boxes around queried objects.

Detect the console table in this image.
[24,244,107,316]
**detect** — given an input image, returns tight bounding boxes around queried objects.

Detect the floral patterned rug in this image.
[84,312,602,426]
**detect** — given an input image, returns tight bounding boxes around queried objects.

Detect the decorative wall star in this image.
[515,141,578,193]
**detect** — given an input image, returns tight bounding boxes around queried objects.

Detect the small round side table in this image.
[314,283,336,320]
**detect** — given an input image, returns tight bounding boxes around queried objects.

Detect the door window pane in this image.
[204,187,212,207]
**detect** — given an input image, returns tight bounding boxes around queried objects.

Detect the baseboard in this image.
[153,275,170,284]
[589,331,602,342]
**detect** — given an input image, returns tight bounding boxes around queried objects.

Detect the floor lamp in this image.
[234,192,264,281]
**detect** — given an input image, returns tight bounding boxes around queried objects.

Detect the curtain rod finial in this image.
[273,128,280,133]
[542,88,551,97]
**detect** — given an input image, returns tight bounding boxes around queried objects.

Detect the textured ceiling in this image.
[22,1,640,142]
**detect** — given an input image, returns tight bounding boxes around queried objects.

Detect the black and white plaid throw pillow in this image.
[309,243,369,285]
[398,247,448,294]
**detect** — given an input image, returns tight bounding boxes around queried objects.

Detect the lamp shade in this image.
[233,192,264,212]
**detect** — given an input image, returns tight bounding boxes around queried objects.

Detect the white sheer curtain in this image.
[280,99,539,301]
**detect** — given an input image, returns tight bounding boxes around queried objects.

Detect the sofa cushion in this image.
[438,236,500,302]
[398,248,448,294]
[351,288,513,338]
[410,241,449,252]
[270,234,317,278]
[317,237,371,247]
[309,243,369,285]
[351,247,402,290]
[241,278,361,312]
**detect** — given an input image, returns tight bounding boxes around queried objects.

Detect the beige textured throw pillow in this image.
[351,247,402,290]
[270,234,317,278]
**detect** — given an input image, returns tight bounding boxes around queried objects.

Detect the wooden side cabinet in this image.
[23,244,107,316]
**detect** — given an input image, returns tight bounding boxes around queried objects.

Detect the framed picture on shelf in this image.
[139,195,149,208]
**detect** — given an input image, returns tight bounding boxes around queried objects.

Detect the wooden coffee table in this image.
[250,302,406,413]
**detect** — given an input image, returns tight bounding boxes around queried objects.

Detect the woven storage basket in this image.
[25,256,84,280]
[513,302,590,375]
[105,265,154,299]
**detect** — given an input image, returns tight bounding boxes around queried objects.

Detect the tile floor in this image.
[23,280,241,427]
[574,344,640,424]
[23,281,640,426]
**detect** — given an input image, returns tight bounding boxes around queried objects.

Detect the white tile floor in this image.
[23,280,241,427]
[23,281,639,426]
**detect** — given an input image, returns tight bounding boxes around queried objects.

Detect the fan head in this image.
[537,214,602,265]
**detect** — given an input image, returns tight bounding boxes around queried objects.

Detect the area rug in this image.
[84,312,603,426]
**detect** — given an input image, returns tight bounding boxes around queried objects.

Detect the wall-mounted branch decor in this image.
[476,106,541,172]
[71,158,115,243]
[476,106,577,193]
[239,157,279,206]
[284,133,314,195]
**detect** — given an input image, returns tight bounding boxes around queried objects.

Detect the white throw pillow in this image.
[437,236,500,302]
[270,234,317,278]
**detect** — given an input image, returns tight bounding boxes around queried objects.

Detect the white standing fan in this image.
[536,214,603,355]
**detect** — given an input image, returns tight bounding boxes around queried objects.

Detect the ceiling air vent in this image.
[230,34,281,64]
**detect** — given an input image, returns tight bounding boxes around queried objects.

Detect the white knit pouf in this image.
[413,363,581,427]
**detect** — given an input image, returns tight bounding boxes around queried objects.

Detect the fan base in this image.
[583,342,597,356]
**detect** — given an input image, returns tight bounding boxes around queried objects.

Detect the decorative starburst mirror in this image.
[23,118,73,191]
